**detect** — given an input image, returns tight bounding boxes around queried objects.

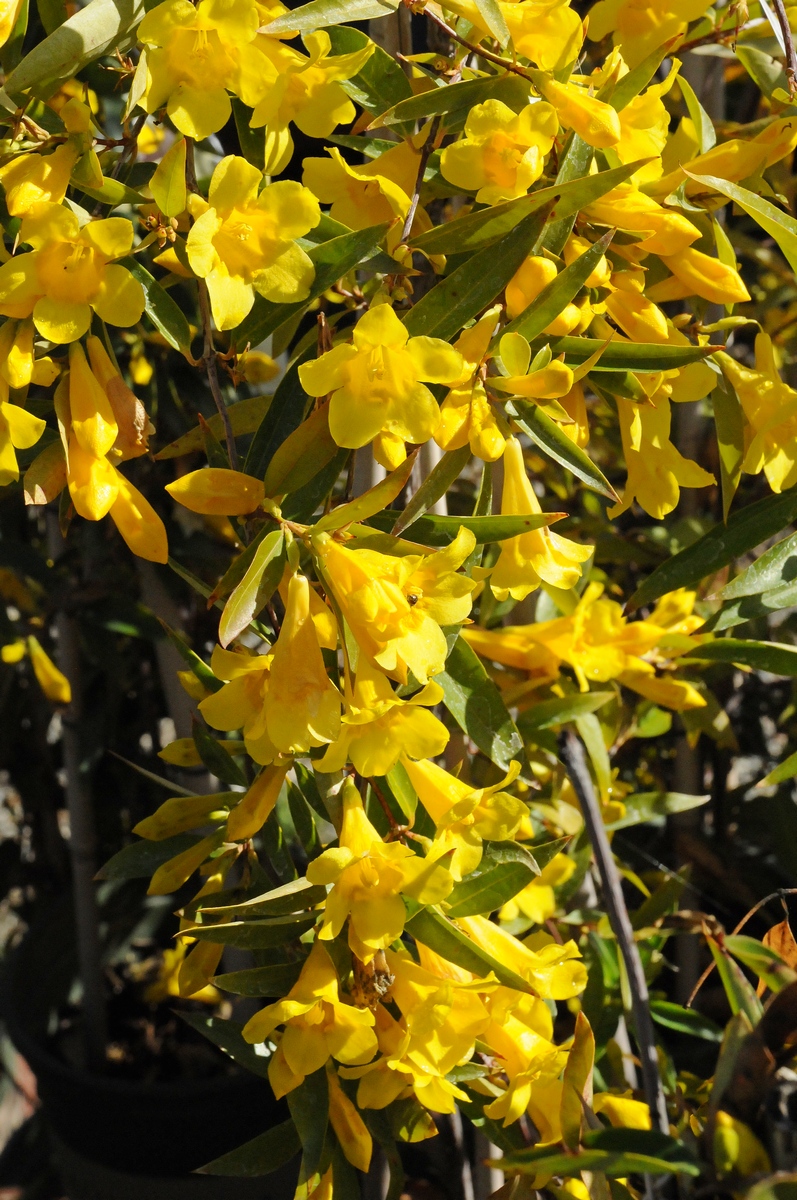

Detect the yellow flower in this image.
[186,156,320,330]
[198,645,275,764]
[401,756,525,879]
[539,80,621,149]
[489,437,591,602]
[299,305,464,469]
[263,573,341,755]
[506,255,583,334]
[86,335,153,461]
[480,984,570,1129]
[0,205,144,343]
[313,526,476,685]
[439,100,558,204]
[0,390,45,486]
[249,31,374,175]
[436,307,507,462]
[558,381,589,447]
[718,335,797,494]
[604,271,669,343]
[587,0,712,68]
[714,1111,771,1177]
[136,0,263,141]
[658,246,750,306]
[306,779,455,963]
[327,1067,373,1174]
[314,657,449,778]
[109,469,169,563]
[242,940,378,1098]
[8,636,71,704]
[499,852,575,924]
[593,1092,651,1129]
[302,142,419,233]
[456,914,587,999]
[608,389,715,519]
[584,183,699,257]
[0,0,24,50]
[166,467,265,515]
[0,98,95,217]
[614,70,678,184]
[443,0,584,70]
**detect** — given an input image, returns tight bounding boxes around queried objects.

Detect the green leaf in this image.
[473,0,510,43]
[96,834,201,881]
[446,841,540,918]
[506,397,617,500]
[725,934,797,993]
[193,722,247,787]
[36,0,67,36]
[231,98,265,171]
[706,581,797,632]
[157,619,223,693]
[263,405,338,498]
[406,907,533,993]
[234,224,390,350]
[627,484,797,610]
[314,451,418,533]
[712,374,744,522]
[213,962,304,997]
[202,877,327,918]
[686,170,797,275]
[539,133,592,255]
[721,531,797,599]
[546,337,716,372]
[155,397,271,460]
[708,934,764,1025]
[149,135,187,218]
[120,257,193,354]
[561,1011,594,1148]
[746,1173,797,1200]
[499,1146,698,1178]
[678,76,716,154]
[517,691,614,734]
[378,73,531,128]
[362,510,564,545]
[219,529,285,648]
[184,913,316,948]
[178,1013,271,1080]
[607,44,673,111]
[200,1120,301,1178]
[73,176,146,207]
[261,0,397,35]
[3,0,144,97]
[649,1000,723,1041]
[403,204,554,344]
[736,44,789,99]
[244,348,313,481]
[502,229,614,342]
[687,638,797,675]
[436,636,523,770]
[287,1068,329,1181]
[409,161,649,256]
[605,790,709,831]
[327,26,412,115]
[391,446,471,536]
[283,447,350,523]
[758,749,797,787]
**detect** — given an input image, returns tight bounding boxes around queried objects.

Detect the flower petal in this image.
[33,297,91,344]
[167,86,231,141]
[208,154,262,213]
[92,264,145,329]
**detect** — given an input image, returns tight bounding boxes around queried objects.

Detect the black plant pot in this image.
[2,923,297,1199]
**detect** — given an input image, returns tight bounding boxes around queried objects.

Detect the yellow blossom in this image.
[25,636,71,704]
[440,100,558,204]
[435,307,507,462]
[136,0,263,141]
[166,467,265,515]
[0,389,45,486]
[608,389,715,519]
[442,0,584,70]
[584,183,699,257]
[86,335,153,461]
[186,156,320,330]
[587,0,712,68]
[327,1067,373,1174]
[314,657,449,778]
[605,271,670,343]
[401,756,525,879]
[718,334,797,494]
[242,940,378,1097]
[0,204,144,343]
[302,141,420,233]
[614,69,678,184]
[480,984,570,1129]
[506,255,584,334]
[456,914,587,999]
[313,526,476,685]
[499,852,576,924]
[0,98,95,217]
[658,246,750,306]
[299,305,463,469]
[0,0,24,51]
[488,437,591,602]
[306,779,454,963]
[198,645,275,764]
[540,80,621,149]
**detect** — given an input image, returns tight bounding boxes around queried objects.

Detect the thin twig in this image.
[400,114,442,244]
[771,0,797,95]
[184,139,239,469]
[559,728,670,1138]
[686,887,797,1008]
[420,4,535,81]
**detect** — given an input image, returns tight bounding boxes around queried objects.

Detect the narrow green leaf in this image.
[506,397,618,500]
[231,97,265,171]
[261,0,397,35]
[649,1000,723,1041]
[539,133,592,255]
[706,580,797,631]
[200,1120,301,1177]
[149,135,187,218]
[712,374,744,522]
[378,73,531,128]
[606,791,709,830]
[362,510,563,545]
[155,397,271,460]
[193,721,247,787]
[244,348,313,481]
[36,0,67,35]
[686,170,797,275]
[213,962,304,997]
[287,1068,329,1181]
[608,45,674,111]
[74,177,146,207]
[97,833,201,881]
[403,205,554,343]
[121,257,193,354]
[445,859,537,918]
[502,230,614,342]
[184,913,316,948]
[406,907,533,992]
[234,224,390,350]
[327,26,412,115]
[158,619,223,692]
[314,451,418,533]
[678,76,716,153]
[498,1147,698,1178]
[178,1013,271,1079]
[409,160,650,256]
[707,935,764,1025]
[392,445,470,536]
[757,749,797,787]
[725,934,797,993]
[627,484,797,610]
[687,638,797,676]
[219,529,285,648]
[473,0,510,44]
[202,877,326,918]
[544,337,715,372]
[436,636,523,770]
[721,531,797,599]
[517,691,614,734]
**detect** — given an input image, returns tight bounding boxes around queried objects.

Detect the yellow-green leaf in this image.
[150,135,187,218]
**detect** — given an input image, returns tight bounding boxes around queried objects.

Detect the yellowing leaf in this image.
[150,135,187,218]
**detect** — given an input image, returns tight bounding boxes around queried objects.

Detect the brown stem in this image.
[400,114,442,244]
[559,728,670,1138]
[771,0,797,95]
[420,4,535,81]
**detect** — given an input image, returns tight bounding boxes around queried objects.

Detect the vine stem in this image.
[184,138,239,470]
[771,0,797,95]
[417,2,535,81]
[400,114,442,244]
[558,728,670,1137]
